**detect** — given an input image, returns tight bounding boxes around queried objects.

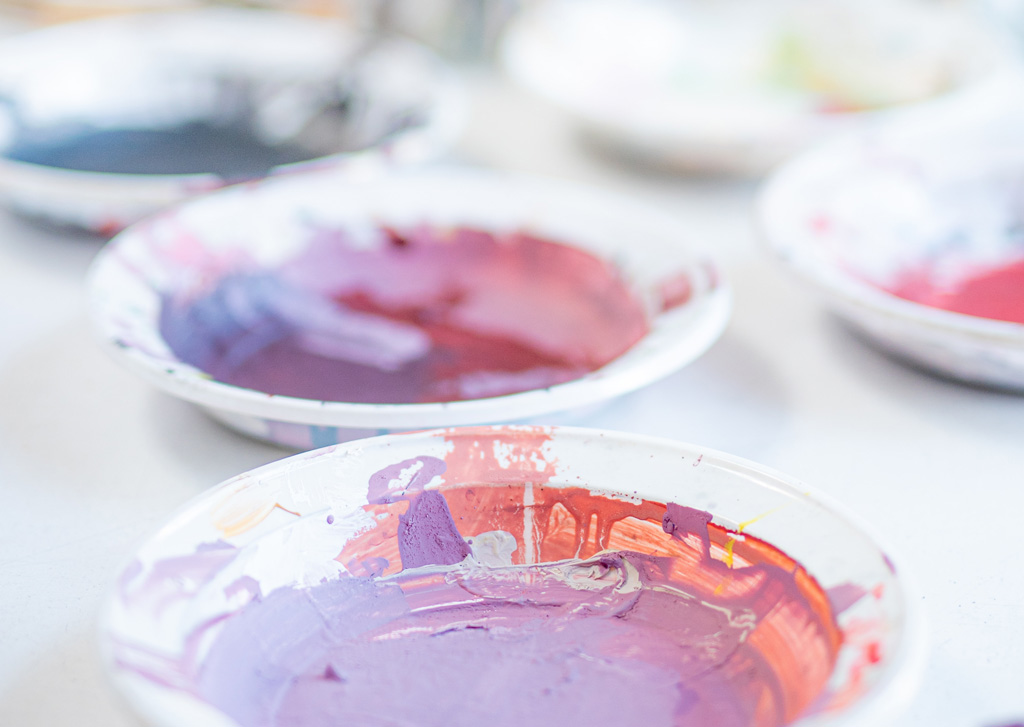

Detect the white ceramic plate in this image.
[88,166,730,448]
[101,426,924,727]
[502,0,1009,174]
[0,7,464,233]
[759,85,1024,389]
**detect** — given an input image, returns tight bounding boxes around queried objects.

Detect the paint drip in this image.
[159,225,652,403]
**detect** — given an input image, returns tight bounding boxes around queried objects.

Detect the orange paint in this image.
[331,473,842,723]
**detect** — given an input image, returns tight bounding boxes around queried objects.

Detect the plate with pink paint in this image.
[87,166,730,448]
[101,426,924,727]
[759,93,1024,390]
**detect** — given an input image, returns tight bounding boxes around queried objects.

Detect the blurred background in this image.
[0,0,1015,194]
[0,0,520,56]
[3,2,1024,727]
[0,0,1007,61]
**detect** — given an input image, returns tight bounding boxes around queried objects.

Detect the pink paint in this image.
[160,226,651,403]
[884,258,1024,324]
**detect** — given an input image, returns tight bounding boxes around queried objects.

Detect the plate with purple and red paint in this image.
[759,97,1024,390]
[87,166,729,448]
[101,425,924,727]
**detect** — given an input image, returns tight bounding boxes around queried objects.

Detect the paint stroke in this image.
[181,473,842,726]
[159,226,652,403]
[884,258,1024,324]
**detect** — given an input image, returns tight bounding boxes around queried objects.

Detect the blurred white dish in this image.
[0,7,464,233]
[759,90,1024,389]
[502,0,1010,174]
[88,167,730,449]
[101,425,923,727]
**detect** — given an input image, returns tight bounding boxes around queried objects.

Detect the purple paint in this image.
[196,552,768,727]
[343,557,391,578]
[361,557,388,578]
[117,558,144,594]
[120,540,239,616]
[368,456,471,568]
[663,501,713,555]
[223,575,261,602]
[114,455,845,727]
[367,456,446,504]
[397,489,472,568]
[179,491,833,727]
[195,540,236,553]
[826,583,868,615]
[158,226,651,404]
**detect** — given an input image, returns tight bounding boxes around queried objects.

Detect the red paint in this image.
[810,214,833,235]
[657,272,694,311]
[885,258,1024,324]
[316,227,650,371]
[163,226,652,404]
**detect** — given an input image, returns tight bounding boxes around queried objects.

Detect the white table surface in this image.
[1,72,1023,727]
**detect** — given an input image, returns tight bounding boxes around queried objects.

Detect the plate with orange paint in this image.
[101,426,923,727]
[760,101,1024,390]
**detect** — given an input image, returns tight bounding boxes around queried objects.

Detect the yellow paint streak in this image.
[723,538,737,568]
[720,505,787,574]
